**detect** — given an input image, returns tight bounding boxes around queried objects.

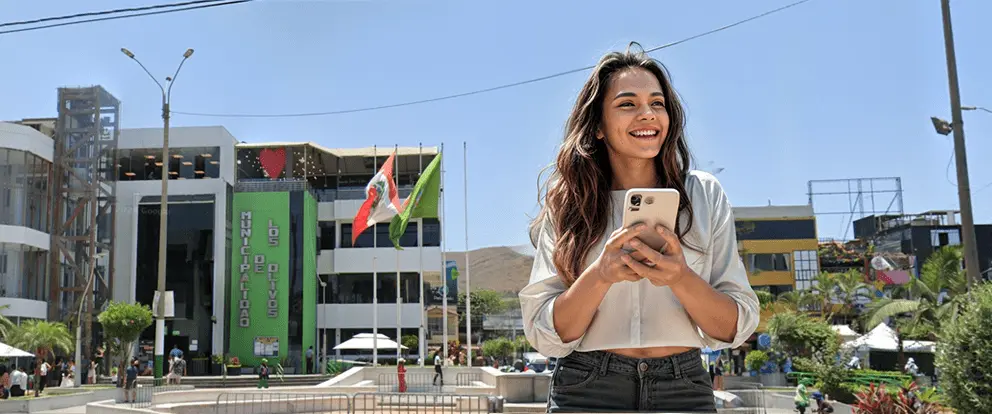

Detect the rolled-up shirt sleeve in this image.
[699,179,760,350]
[518,217,584,358]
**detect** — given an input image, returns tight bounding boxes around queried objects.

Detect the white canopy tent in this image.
[842,323,936,353]
[0,341,34,358]
[334,333,409,351]
[831,325,860,342]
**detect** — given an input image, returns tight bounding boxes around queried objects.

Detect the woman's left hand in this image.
[621,225,694,287]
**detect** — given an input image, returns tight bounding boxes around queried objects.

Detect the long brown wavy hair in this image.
[530,43,696,287]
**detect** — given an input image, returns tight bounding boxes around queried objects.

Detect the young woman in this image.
[519,44,759,413]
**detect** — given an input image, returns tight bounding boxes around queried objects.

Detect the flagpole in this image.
[372,145,379,366]
[417,142,426,367]
[395,144,401,362]
[440,142,448,365]
[463,141,472,367]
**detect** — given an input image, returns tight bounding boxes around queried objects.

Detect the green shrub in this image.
[936,281,992,412]
[745,350,769,372]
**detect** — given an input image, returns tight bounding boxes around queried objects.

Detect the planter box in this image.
[226,366,242,376]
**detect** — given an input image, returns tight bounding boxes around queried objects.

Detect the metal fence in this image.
[352,392,493,414]
[721,383,767,414]
[209,391,501,414]
[377,373,444,393]
[215,392,351,414]
[117,384,188,409]
[455,372,483,386]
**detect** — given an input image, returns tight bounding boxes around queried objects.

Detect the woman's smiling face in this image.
[597,67,671,162]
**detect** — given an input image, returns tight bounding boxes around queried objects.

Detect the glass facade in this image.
[322,273,423,304]
[135,201,216,356]
[0,148,50,232]
[118,147,220,181]
[0,244,48,301]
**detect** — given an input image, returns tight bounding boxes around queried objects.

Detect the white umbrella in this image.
[334,333,408,351]
[0,341,34,358]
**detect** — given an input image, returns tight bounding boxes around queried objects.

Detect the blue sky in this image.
[2,0,990,250]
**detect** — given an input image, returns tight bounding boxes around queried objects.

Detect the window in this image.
[930,229,961,248]
[319,221,336,250]
[326,273,422,304]
[423,218,441,247]
[748,253,790,272]
[428,317,444,333]
[340,222,418,248]
[118,147,220,180]
[793,250,819,291]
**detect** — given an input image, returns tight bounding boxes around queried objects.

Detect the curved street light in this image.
[121,47,194,383]
[962,106,992,114]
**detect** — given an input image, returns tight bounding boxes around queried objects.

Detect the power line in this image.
[0,0,230,28]
[172,0,815,118]
[0,0,253,35]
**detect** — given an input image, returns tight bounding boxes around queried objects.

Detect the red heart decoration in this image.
[259,148,286,180]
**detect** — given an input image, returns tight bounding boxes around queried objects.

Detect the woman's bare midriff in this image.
[604,346,696,359]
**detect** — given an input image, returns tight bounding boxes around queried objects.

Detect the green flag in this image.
[389,152,442,249]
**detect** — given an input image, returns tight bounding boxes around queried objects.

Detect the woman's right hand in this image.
[589,223,647,284]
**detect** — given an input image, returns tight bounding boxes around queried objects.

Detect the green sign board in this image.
[230,191,291,366]
[229,190,317,367]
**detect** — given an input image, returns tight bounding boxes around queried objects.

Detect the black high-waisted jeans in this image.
[547,348,716,413]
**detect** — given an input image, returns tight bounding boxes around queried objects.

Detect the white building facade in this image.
[235,143,444,363]
[0,122,54,322]
[112,126,238,357]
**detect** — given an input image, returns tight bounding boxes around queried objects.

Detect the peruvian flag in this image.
[352,151,404,244]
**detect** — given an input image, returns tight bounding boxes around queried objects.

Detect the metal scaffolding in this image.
[50,86,119,359]
[807,177,904,241]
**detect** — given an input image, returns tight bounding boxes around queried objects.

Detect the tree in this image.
[935,281,992,412]
[0,305,14,340]
[98,301,153,385]
[481,337,515,365]
[754,290,775,311]
[767,311,839,363]
[6,320,74,396]
[864,246,968,340]
[401,335,418,355]
[832,270,873,326]
[458,290,510,320]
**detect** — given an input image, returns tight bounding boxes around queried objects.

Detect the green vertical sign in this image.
[230,192,290,366]
[303,191,317,362]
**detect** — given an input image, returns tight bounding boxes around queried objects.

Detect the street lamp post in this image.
[937,0,982,290]
[74,251,108,388]
[121,47,194,382]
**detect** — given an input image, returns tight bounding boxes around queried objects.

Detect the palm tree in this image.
[775,290,817,312]
[864,246,967,338]
[6,320,75,396]
[863,246,968,367]
[0,305,14,340]
[833,270,874,328]
[810,272,840,319]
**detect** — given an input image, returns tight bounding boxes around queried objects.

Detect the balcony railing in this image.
[313,186,414,203]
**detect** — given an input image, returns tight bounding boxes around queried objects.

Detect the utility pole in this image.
[122,47,194,382]
[939,0,982,289]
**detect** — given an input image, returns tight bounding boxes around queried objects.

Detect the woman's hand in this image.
[621,225,694,287]
[590,223,648,284]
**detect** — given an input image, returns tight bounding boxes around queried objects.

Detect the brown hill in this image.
[444,245,534,297]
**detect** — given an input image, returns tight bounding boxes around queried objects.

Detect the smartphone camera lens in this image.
[630,194,641,207]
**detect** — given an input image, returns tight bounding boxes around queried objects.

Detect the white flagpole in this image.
[440,142,448,365]
[395,144,401,361]
[417,143,426,367]
[463,141,472,367]
[372,146,379,366]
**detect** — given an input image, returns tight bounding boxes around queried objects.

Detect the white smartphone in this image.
[620,188,681,252]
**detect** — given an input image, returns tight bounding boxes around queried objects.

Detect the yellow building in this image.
[734,205,821,332]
